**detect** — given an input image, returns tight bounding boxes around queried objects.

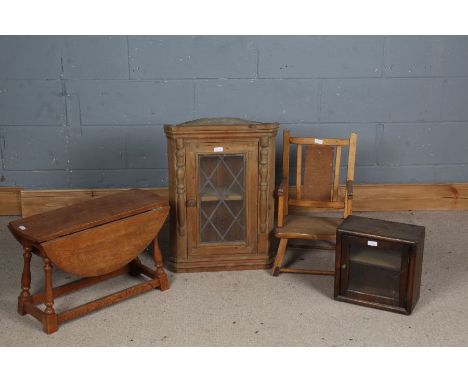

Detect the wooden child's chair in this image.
[272,130,357,277]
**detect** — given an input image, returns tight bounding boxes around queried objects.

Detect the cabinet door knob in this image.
[341,263,347,270]
[186,199,197,207]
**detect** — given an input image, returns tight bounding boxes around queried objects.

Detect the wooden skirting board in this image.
[0,183,467,217]
[0,187,22,215]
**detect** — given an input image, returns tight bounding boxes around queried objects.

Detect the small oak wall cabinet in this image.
[334,216,425,315]
[164,118,279,272]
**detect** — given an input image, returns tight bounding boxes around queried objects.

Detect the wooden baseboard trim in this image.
[0,187,22,215]
[337,183,468,212]
[1,183,467,217]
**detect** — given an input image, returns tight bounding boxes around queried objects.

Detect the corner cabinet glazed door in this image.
[185,141,258,257]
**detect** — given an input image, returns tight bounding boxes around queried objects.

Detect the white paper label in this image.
[213,147,223,152]
[314,138,323,144]
[367,240,378,247]
[19,225,26,231]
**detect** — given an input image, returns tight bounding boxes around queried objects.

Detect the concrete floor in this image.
[0,211,467,346]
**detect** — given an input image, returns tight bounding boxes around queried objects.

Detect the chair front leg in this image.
[272,238,288,276]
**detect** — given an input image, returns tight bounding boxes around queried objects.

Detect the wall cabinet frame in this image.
[334,215,425,314]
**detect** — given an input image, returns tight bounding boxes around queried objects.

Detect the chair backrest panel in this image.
[282,131,357,217]
[302,144,335,201]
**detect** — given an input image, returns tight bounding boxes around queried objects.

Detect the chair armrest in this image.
[346,180,354,199]
[277,178,288,196]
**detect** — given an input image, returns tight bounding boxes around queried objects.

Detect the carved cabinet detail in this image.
[164,118,279,272]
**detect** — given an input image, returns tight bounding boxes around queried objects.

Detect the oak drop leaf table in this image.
[8,189,170,334]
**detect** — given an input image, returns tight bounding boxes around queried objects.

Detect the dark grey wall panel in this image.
[2,170,68,188]
[1,36,467,188]
[23,168,169,189]
[259,36,383,78]
[69,80,194,125]
[129,36,257,79]
[69,170,105,189]
[0,36,61,79]
[384,36,468,77]
[441,78,468,121]
[62,36,129,79]
[125,126,167,169]
[0,80,65,126]
[195,79,319,123]
[0,132,3,173]
[356,164,468,184]
[377,123,468,165]
[320,78,443,122]
[356,165,434,183]
[432,165,468,182]
[68,169,168,188]
[101,169,168,188]
[2,126,67,170]
[68,127,126,170]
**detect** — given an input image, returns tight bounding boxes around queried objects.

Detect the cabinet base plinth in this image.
[168,256,273,273]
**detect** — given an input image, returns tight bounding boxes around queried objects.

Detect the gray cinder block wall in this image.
[1,36,468,189]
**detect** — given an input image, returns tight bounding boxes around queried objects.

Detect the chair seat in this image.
[275,215,343,240]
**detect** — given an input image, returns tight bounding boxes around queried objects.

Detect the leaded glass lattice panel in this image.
[198,154,246,243]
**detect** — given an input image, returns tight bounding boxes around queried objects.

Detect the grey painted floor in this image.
[0,211,467,346]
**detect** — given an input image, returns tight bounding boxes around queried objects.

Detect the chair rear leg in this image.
[272,238,288,276]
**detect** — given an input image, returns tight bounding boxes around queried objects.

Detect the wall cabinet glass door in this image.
[339,235,410,309]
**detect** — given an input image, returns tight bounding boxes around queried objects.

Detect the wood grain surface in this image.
[2,183,468,217]
[41,208,168,277]
[9,189,167,243]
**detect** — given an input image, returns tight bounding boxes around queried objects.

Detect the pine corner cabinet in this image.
[164,118,279,272]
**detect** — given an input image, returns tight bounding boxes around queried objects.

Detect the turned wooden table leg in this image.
[152,239,169,291]
[42,258,58,334]
[18,243,32,315]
